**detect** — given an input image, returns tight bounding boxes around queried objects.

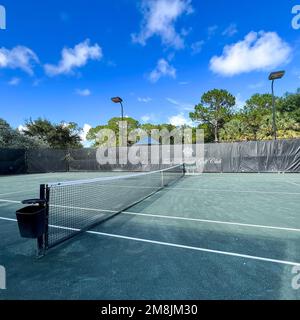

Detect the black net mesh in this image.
[43,165,185,250]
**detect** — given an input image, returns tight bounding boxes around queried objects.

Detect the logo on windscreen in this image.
[292,5,300,30]
[0,5,6,30]
[0,265,6,290]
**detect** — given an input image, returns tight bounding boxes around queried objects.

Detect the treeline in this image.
[0,88,299,149]
[0,118,82,149]
[190,88,300,143]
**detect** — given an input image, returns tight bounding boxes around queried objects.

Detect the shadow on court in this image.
[0,173,300,300]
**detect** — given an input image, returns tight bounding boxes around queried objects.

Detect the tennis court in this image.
[0,171,300,300]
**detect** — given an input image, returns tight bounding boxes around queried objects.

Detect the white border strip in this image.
[0,199,21,204]
[1,199,300,234]
[123,211,300,233]
[287,182,300,187]
[1,217,299,266]
[86,230,300,267]
[166,187,300,196]
[0,190,35,197]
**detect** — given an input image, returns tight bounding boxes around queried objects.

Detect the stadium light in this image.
[111,97,124,122]
[268,71,285,140]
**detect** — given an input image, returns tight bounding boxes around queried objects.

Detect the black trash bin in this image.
[16,205,46,239]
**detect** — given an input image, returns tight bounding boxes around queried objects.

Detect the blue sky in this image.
[0,0,300,141]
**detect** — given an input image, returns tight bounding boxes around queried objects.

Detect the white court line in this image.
[0,217,17,222]
[1,199,299,234]
[165,187,300,196]
[122,211,300,233]
[1,217,299,267]
[0,199,21,204]
[86,230,300,267]
[287,182,300,187]
[47,204,300,234]
[0,190,35,197]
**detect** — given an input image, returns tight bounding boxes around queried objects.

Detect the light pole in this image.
[111,96,126,146]
[268,71,285,140]
[111,97,124,122]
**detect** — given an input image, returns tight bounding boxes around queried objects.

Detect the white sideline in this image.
[287,182,300,187]
[1,217,300,267]
[1,198,300,234]
[0,199,21,204]
[123,211,300,233]
[86,230,300,267]
[0,190,35,197]
[166,186,300,195]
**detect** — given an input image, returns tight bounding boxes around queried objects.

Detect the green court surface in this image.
[0,172,300,300]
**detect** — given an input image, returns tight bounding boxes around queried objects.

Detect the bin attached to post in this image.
[16,202,46,239]
[16,185,48,257]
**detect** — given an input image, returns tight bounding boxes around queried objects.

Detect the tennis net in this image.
[38,165,185,254]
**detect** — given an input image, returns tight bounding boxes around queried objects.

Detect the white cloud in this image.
[222,23,238,37]
[210,31,292,76]
[76,89,91,96]
[149,59,176,83]
[166,97,194,111]
[0,46,39,75]
[141,115,151,123]
[44,39,102,76]
[18,125,27,133]
[80,124,92,141]
[235,93,246,109]
[8,77,21,86]
[168,113,193,127]
[191,41,204,55]
[80,124,92,147]
[141,113,157,123]
[138,97,152,103]
[132,0,193,49]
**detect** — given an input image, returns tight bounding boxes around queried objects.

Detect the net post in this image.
[37,184,49,257]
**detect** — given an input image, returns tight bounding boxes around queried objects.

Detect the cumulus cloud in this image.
[76,89,91,96]
[141,115,151,123]
[222,24,238,37]
[138,97,152,103]
[168,113,193,127]
[8,77,21,86]
[18,125,27,133]
[210,31,292,76]
[141,113,158,123]
[132,0,193,49]
[80,124,92,143]
[44,39,102,76]
[235,93,246,109]
[149,59,176,82]
[0,46,39,75]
